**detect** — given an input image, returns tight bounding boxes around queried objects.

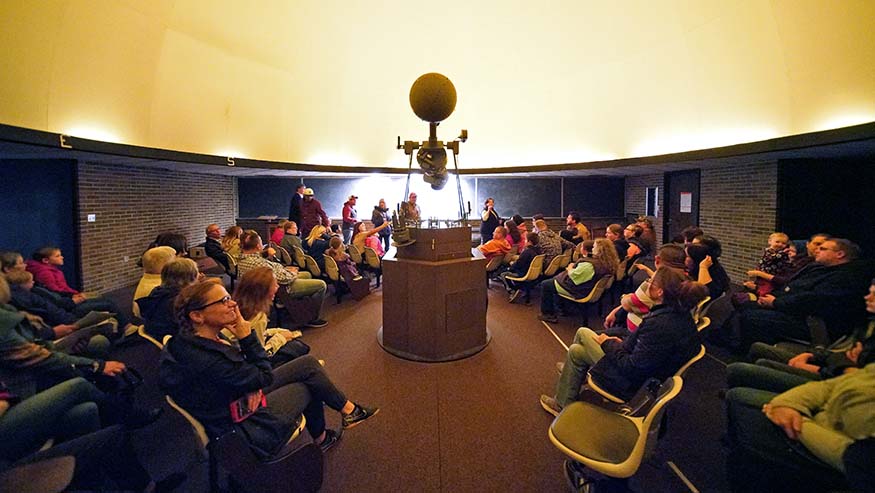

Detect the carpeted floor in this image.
[106,277,732,492]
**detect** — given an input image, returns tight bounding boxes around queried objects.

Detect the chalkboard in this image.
[476,178,562,217]
[563,177,625,217]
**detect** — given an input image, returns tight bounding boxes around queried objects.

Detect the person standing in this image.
[480,198,500,245]
[288,183,305,233]
[341,195,358,244]
[299,188,330,238]
[372,198,392,253]
[400,192,421,225]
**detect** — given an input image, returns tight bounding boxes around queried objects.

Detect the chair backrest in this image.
[558,254,571,268]
[615,258,629,281]
[303,255,321,277]
[291,245,306,268]
[485,255,504,272]
[674,345,706,377]
[695,316,711,332]
[806,316,831,346]
[363,247,381,269]
[137,325,163,349]
[272,244,293,266]
[543,255,564,276]
[692,296,711,323]
[699,292,733,333]
[572,249,581,263]
[226,252,238,276]
[347,244,364,265]
[166,395,210,450]
[523,254,546,281]
[323,255,340,282]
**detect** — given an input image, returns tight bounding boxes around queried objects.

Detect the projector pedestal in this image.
[378,227,490,362]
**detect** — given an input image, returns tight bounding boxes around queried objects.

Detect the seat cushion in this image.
[550,402,639,464]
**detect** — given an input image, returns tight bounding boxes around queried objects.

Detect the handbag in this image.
[269,338,311,366]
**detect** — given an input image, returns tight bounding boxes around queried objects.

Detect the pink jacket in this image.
[25,259,78,295]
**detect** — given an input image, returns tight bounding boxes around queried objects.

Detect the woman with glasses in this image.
[159,279,378,455]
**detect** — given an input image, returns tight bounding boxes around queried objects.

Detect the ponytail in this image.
[652,268,708,311]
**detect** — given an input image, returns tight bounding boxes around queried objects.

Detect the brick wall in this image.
[699,161,778,282]
[77,162,237,292]
[624,174,664,248]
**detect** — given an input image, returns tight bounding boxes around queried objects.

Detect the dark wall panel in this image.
[476,178,561,217]
[778,158,875,258]
[0,159,79,286]
[563,177,625,217]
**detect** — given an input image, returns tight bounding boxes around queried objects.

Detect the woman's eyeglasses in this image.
[193,295,233,311]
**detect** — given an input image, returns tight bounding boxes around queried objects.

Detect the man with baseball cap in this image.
[300,188,330,238]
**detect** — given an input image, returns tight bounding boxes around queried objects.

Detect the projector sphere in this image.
[409,73,457,123]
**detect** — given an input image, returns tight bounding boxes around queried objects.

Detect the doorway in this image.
[663,170,700,243]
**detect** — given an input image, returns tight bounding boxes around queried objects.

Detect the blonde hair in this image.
[222,226,243,251]
[307,225,327,247]
[769,232,789,244]
[593,237,620,275]
[142,246,177,274]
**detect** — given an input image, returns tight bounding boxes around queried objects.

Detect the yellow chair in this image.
[549,377,683,485]
[586,345,705,404]
[542,255,566,277]
[362,247,382,287]
[557,275,614,324]
[347,244,364,266]
[503,254,545,303]
[696,316,711,333]
[692,296,711,323]
[484,255,505,288]
[137,324,163,349]
[291,245,307,269]
[322,255,346,304]
[303,254,321,278]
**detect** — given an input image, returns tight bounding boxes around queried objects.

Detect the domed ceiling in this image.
[1,0,873,169]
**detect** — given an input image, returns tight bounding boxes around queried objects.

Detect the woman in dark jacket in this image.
[541,268,707,414]
[686,235,731,301]
[137,258,200,341]
[159,280,378,456]
[480,198,501,245]
[371,198,392,254]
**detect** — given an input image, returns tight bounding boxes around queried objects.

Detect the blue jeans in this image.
[0,377,102,462]
[555,327,606,406]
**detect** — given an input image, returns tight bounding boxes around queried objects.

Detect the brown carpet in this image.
[107,278,730,492]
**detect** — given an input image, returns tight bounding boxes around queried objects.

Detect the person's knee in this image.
[567,344,589,366]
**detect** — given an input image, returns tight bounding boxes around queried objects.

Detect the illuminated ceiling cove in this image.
[1,0,874,169]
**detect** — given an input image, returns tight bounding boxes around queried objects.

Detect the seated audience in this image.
[535,219,574,266]
[512,215,527,237]
[5,270,111,358]
[477,226,511,260]
[538,238,619,323]
[229,267,308,367]
[25,247,131,333]
[270,220,289,246]
[132,246,176,318]
[326,237,361,287]
[137,258,201,341]
[636,216,657,253]
[742,232,791,298]
[238,231,328,328]
[504,220,524,254]
[352,221,389,257]
[727,281,875,395]
[203,224,231,272]
[540,268,706,414]
[602,244,689,336]
[222,225,243,259]
[560,211,591,244]
[0,378,178,491]
[725,328,875,491]
[739,238,871,349]
[604,223,629,259]
[500,232,540,304]
[681,225,704,245]
[160,280,378,455]
[304,225,332,273]
[686,235,731,301]
[150,232,188,257]
[279,221,302,256]
[744,235,828,299]
[623,223,649,260]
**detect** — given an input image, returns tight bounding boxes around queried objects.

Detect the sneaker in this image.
[555,362,565,375]
[538,313,558,324]
[305,319,328,328]
[508,289,522,304]
[318,429,341,452]
[318,359,325,367]
[539,395,562,417]
[342,404,380,429]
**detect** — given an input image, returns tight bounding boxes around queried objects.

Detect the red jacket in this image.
[25,259,78,295]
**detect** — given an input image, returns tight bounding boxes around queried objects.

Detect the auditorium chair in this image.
[270,243,294,266]
[302,254,321,278]
[137,324,163,349]
[163,361,319,492]
[484,255,505,288]
[557,275,614,324]
[362,246,383,287]
[586,346,705,405]
[322,255,348,304]
[503,254,545,303]
[549,376,683,491]
[290,245,307,269]
[542,255,568,278]
[346,243,364,266]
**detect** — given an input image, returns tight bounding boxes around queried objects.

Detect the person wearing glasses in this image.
[739,238,871,350]
[159,279,379,455]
